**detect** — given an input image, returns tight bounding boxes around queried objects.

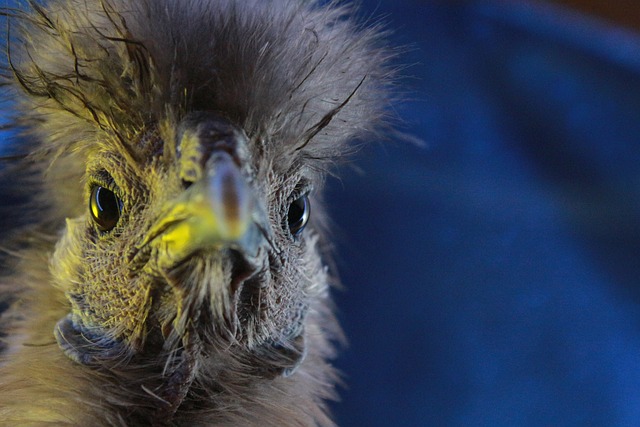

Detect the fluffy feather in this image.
[0,0,396,425]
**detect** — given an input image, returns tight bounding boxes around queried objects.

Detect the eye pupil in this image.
[90,186,122,232]
[287,195,310,236]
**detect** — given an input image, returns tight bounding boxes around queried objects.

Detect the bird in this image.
[0,0,395,425]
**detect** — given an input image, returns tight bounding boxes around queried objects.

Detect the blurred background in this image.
[328,0,640,426]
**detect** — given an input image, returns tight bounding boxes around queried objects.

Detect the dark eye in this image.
[89,186,123,232]
[287,194,310,237]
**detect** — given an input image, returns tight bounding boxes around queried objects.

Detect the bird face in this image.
[52,112,316,382]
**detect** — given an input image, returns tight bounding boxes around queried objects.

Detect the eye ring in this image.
[89,186,123,232]
[287,194,310,237]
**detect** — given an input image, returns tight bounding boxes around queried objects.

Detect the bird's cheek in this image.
[50,217,87,294]
[50,216,153,365]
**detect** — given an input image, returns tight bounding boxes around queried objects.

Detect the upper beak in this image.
[141,151,264,269]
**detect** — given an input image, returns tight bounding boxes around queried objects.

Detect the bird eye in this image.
[89,186,123,232]
[287,194,310,236]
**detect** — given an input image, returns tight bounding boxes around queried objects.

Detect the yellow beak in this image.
[143,152,260,267]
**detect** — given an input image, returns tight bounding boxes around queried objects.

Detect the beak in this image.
[141,151,264,269]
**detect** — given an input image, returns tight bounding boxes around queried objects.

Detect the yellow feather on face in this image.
[0,0,397,425]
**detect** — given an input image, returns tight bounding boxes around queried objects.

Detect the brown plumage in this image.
[0,0,395,425]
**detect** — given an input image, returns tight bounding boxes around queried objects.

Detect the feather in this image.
[0,0,396,425]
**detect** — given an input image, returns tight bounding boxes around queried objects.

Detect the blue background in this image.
[328,1,640,426]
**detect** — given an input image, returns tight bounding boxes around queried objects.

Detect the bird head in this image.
[54,110,313,370]
[2,0,395,420]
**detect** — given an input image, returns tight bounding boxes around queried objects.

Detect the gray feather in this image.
[0,1,396,425]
